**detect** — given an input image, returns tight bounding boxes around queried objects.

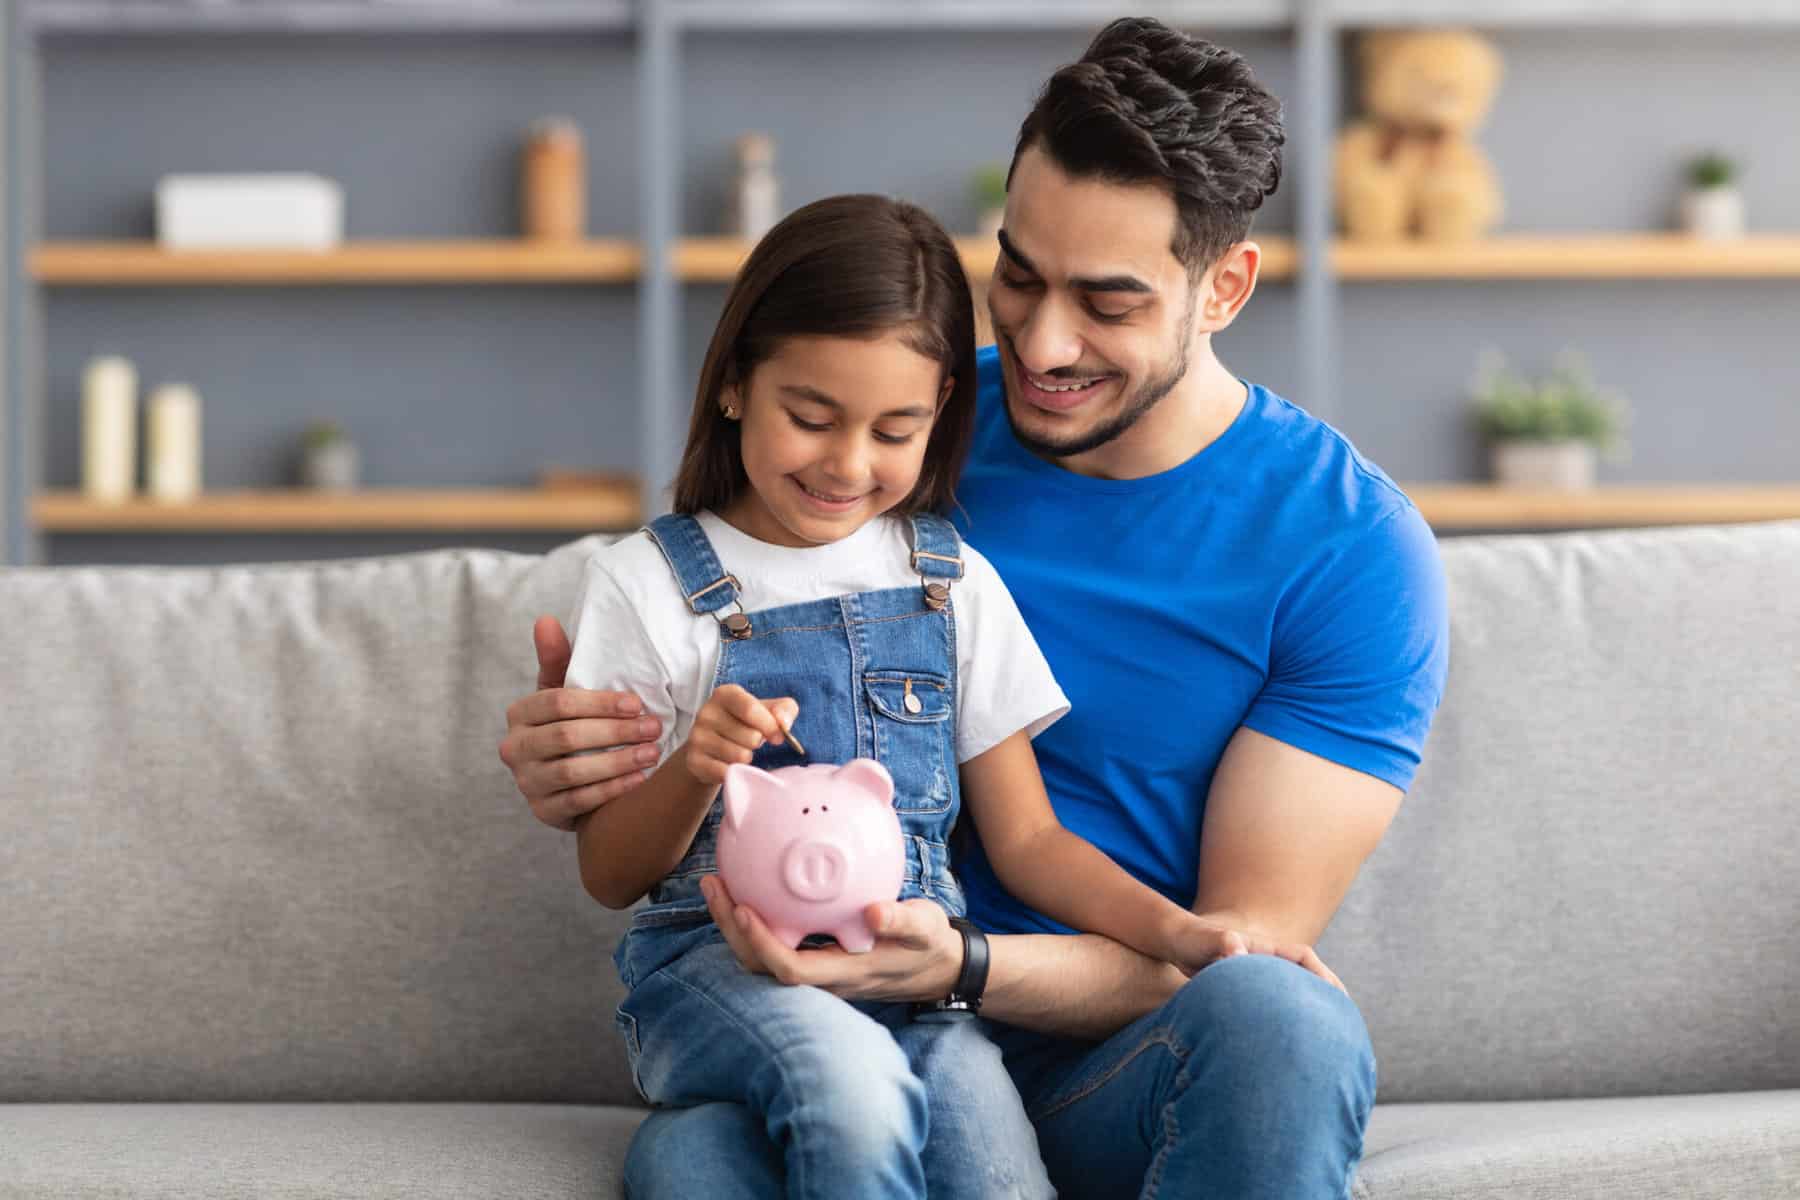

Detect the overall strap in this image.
[908,512,964,612]
[644,514,752,638]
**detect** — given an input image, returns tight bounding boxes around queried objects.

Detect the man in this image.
[500,18,1448,1199]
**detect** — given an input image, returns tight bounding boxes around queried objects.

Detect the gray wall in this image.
[29,22,1800,564]
[1343,27,1800,484]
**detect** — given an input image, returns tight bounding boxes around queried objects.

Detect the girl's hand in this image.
[1163,912,1348,995]
[682,684,799,786]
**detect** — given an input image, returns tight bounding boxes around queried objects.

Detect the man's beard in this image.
[1003,328,1191,460]
[1000,291,1195,460]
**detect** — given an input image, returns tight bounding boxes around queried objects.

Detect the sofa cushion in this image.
[0,1103,641,1198]
[1321,520,1800,1102]
[0,537,640,1103]
[1354,1090,1800,1199]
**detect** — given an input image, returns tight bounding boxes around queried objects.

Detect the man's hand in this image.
[498,615,663,831]
[1162,910,1348,995]
[699,875,964,1004]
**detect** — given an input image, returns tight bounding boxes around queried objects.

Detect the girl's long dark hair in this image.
[672,194,977,517]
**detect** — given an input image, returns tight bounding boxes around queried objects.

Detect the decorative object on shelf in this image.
[521,116,587,241]
[300,421,361,491]
[1334,29,1504,243]
[730,132,781,242]
[156,173,344,251]
[1679,151,1745,240]
[81,355,138,503]
[145,383,202,503]
[1472,350,1629,490]
[970,163,1008,244]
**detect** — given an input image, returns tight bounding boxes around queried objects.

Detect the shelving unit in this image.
[1403,485,1800,531]
[33,231,1794,288]
[30,240,644,285]
[1333,234,1800,280]
[33,481,1800,536]
[34,483,639,532]
[5,1,1799,566]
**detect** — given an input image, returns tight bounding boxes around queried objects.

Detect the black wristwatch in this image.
[913,917,990,1020]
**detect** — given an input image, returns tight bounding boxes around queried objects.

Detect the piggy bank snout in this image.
[780,837,852,903]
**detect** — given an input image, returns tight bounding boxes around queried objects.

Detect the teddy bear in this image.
[1333,30,1505,242]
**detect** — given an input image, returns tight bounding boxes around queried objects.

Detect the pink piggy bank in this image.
[715,759,905,953]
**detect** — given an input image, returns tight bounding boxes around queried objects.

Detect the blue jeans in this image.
[620,937,1052,1200]
[623,953,1374,1200]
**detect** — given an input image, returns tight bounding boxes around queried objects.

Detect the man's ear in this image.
[1197,242,1262,334]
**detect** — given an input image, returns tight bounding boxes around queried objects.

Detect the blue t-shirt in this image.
[952,345,1449,936]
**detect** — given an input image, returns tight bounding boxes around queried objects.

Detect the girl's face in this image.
[720,332,949,549]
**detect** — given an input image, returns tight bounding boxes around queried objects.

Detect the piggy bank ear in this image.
[722,763,784,830]
[832,759,895,808]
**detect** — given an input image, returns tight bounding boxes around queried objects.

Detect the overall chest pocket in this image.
[864,670,955,815]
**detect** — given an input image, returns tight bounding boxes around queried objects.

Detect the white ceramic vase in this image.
[302,441,360,491]
[1680,186,1745,240]
[1490,440,1597,490]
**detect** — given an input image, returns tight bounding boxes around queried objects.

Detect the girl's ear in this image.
[721,382,743,421]
[937,375,954,409]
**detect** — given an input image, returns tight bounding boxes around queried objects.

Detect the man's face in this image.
[987,145,1200,460]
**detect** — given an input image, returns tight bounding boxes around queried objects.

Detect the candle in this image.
[146,383,202,503]
[81,356,137,502]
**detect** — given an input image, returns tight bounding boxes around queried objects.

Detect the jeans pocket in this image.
[864,670,954,814]
[614,1006,649,1102]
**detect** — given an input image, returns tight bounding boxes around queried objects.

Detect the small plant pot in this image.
[302,441,360,491]
[1681,186,1745,240]
[1490,440,1597,490]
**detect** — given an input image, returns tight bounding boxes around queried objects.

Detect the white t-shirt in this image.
[566,511,1069,765]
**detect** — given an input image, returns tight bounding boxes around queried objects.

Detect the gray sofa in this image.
[3,521,1797,1199]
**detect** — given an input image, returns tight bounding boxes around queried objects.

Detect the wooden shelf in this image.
[44,234,1788,287]
[30,234,1302,287]
[37,484,1798,535]
[679,235,1298,284]
[30,1,635,35]
[1404,485,1800,531]
[31,240,643,285]
[33,487,640,533]
[1334,234,1800,280]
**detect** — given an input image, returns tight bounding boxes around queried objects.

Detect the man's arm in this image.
[980,931,1190,1039]
[1191,725,1403,947]
[983,728,1385,1036]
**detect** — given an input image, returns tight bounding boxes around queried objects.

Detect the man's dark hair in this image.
[1009,17,1284,278]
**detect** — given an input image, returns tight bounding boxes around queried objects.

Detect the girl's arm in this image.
[576,752,716,910]
[576,684,796,910]
[959,730,1213,972]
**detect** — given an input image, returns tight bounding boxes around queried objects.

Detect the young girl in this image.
[566,195,1234,1200]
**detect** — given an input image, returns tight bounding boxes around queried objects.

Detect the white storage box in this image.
[155,173,345,251]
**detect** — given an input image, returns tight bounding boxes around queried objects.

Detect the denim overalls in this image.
[609,512,1053,1200]
[612,510,970,992]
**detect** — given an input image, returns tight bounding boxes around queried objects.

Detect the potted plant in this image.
[1680,151,1745,240]
[970,163,1008,243]
[1472,350,1629,490]
[300,420,360,491]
